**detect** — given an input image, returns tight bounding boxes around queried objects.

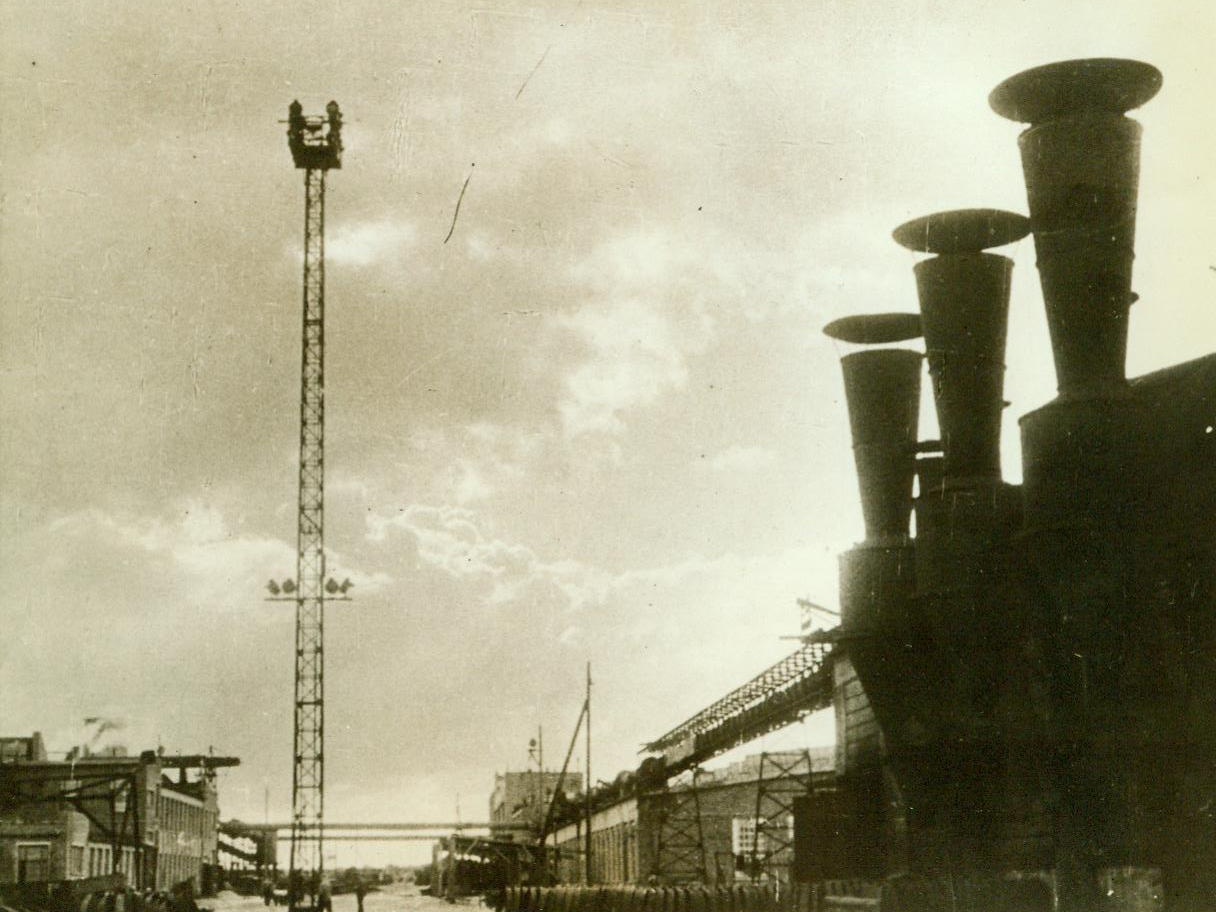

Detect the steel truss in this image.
[749,750,814,884]
[644,642,834,776]
[0,764,143,885]
[652,768,708,884]
[290,164,326,899]
[282,99,341,909]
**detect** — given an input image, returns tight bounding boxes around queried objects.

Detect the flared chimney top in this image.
[892,209,1030,255]
[823,312,923,344]
[989,58,1161,124]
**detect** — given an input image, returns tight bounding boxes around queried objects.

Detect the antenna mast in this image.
[284,99,343,910]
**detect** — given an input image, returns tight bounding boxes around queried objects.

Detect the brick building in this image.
[0,736,232,893]
[490,770,582,840]
[549,750,833,886]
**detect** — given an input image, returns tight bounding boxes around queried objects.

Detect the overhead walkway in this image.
[643,639,836,777]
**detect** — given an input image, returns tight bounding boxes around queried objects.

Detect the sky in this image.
[2,0,1214,868]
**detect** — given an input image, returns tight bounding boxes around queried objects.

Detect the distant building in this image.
[0,734,47,765]
[490,771,583,840]
[0,734,234,893]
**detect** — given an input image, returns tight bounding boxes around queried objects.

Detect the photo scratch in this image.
[443,163,475,244]
[515,45,552,100]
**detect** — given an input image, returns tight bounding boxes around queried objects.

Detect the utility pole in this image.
[584,663,592,884]
[282,98,343,911]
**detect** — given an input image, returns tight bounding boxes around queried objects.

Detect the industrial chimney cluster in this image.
[826,60,1216,910]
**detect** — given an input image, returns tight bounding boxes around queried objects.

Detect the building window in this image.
[70,846,85,878]
[730,815,796,876]
[17,844,51,883]
[731,817,761,856]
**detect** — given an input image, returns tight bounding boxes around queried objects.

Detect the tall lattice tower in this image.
[282,99,343,908]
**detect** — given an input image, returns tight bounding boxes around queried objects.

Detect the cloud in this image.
[556,233,721,439]
[453,460,493,504]
[325,218,418,267]
[569,232,688,292]
[701,444,776,473]
[558,298,692,437]
[49,501,391,610]
[441,423,546,502]
[365,503,598,609]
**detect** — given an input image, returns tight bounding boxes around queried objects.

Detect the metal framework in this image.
[1,756,236,890]
[0,762,143,885]
[284,100,342,909]
[748,750,814,883]
[651,768,708,884]
[643,641,835,777]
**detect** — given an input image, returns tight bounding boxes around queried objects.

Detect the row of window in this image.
[588,822,635,883]
[12,842,135,883]
[155,794,214,839]
[156,851,201,890]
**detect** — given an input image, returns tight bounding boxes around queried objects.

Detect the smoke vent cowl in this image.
[990,59,1162,399]
[893,209,1030,486]
[825,313,924,546]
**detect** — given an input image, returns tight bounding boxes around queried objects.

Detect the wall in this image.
[552,797,637,884]
[491,771,584,837]
[155,782,219,890]
[0,811,89,885]
[550,758,832,887]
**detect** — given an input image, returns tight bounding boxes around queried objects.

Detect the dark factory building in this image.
[820,58,1216,911]
[489,56,1214,912]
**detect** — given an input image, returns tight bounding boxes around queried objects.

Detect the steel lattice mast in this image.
[284,100,343,909]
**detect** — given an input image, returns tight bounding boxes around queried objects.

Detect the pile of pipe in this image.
[496,884,822,912]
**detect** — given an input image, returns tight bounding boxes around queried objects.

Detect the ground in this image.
[209,883,483,912]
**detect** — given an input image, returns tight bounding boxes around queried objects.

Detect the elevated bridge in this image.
[642,639,836,778]
[220,820,532,842]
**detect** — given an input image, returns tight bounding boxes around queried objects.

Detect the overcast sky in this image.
[3,0,1214,867]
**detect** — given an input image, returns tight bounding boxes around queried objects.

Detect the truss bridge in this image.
[643,640,836,777]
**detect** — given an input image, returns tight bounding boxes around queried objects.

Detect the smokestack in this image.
[893,209,1030,485]
[990,59,1162,398]
[842,350,922,542]
[825,314,923,543]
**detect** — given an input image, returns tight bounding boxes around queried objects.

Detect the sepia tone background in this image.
[2,0,1213,865]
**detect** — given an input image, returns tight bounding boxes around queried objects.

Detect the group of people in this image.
[261,879,368,912]
[85,880,203,912]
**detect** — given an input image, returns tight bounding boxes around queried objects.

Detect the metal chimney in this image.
[990,59,1162,398]
[893,209,1030,485]
[827,314,957,791]
[824,315,924,544]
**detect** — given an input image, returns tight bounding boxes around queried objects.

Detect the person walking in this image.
[354,882,366,912]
